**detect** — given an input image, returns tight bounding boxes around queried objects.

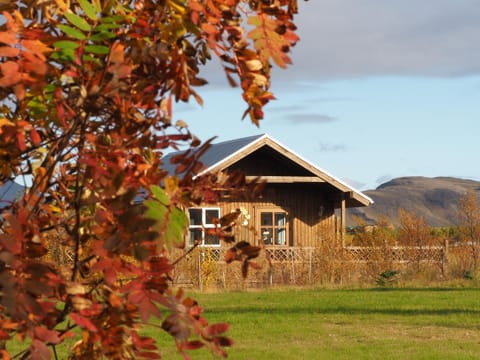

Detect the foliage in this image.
[375,269,399,287]
[0,0,300,358]
[457,191,480,269]
[397,208,435,247]
[350,216,396,247]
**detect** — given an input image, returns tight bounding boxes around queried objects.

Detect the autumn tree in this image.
[351,215,395,247]
[397,208,435,272]
[397,209,433,247]
[0,0,299,358]
[457,192,480,270]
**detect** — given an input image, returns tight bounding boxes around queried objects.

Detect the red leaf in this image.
[0,329,10,340]
[203,323,229,338]
[249,261,262,270]
[34,327,61,344]
[131,332,158,351]
[137,352,161,359]
[70,313,98,332]
[16,131,26,151]
[30,128,41,145]
[241,260,248,278]
[214,336,234,347]
[224,249,237,264]
[183,340,204,350]
[30,339,51,360]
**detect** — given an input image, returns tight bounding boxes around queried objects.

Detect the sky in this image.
[178,0,480,191]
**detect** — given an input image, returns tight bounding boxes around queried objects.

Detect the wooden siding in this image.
[214,183,338,248]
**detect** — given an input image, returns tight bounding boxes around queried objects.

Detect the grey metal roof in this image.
[162,134,265,175]
[0,181,25,209]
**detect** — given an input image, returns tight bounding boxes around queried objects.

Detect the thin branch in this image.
[70,119,87,283]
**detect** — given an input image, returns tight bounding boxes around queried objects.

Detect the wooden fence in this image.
[343,244,447,264]
[49,240,467,288]
[173,242,452,289]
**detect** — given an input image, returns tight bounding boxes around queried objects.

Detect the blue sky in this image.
[176,0,480,191]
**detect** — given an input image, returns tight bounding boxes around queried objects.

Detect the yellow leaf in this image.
[251,73,268,87]
[54,0,70,13]
[66,283,87,295]
[49,204,63,213]
[0,118,13,133]
[245,59,263,71]
[165,176,178,195]
[175,119,188,128]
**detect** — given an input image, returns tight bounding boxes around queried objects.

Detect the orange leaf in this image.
[247,14,293,68]
[21,39,51,60]
[14,83,25,100]
[0,46,19,57]
[0,31,17,45]
[109,41,124,64]
[0,61,21,87]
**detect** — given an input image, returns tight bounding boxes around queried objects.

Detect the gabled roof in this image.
[163,134,373,207]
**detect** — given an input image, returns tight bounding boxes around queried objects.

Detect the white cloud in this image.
[290,113,338,124]
[317,142,345,152]
[279,0,480,81]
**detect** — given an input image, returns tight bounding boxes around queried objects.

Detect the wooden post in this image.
[308,248,313,284]
[290,248,295,284]
[222,263,227,289]
[340,194,346,248]
[198,250,203,291]
[443,239,449,276]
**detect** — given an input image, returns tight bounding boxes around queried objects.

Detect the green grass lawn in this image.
[153,287,480,359]
[8,287,480,359]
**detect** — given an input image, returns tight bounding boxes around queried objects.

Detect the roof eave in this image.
[193,134,373,208]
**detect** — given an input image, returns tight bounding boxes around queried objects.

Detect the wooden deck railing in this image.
[343,245,446,263]
[196,247,316,262]
[196,244,447,264]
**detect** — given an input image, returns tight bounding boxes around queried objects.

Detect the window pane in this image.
[275,228,286,245]
[189,209,202,226]
[189,228,202,246]
[261,212,273,226]
[205,209,220,226]
[204,233,220,245]
[275,213,286,227]
[261,228,273,245]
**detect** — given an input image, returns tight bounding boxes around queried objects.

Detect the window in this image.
[260,210,288,246]
[188,208,220,246]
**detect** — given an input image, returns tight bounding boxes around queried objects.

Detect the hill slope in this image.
[348,177,480,227]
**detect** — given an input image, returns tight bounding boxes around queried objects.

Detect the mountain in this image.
[348,177,480,227]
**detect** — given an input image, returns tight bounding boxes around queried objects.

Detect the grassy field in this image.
[8,287,480,359]
[152,287,480,360]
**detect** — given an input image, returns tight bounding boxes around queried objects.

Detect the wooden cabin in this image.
[163,134,373,250]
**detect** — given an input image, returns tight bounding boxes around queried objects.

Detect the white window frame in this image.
[188,207,221,247]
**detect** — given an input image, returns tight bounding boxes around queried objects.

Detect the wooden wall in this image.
[216,183,339,247]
